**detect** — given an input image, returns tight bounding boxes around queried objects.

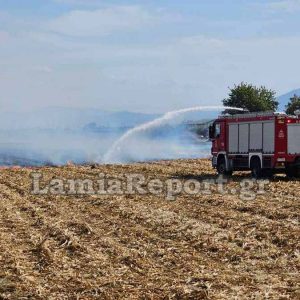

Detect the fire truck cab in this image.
[209,111,300,177]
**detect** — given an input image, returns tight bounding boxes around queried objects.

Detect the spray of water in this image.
[103,106,242,163]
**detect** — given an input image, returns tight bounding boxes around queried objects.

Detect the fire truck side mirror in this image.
[209,125,215,140]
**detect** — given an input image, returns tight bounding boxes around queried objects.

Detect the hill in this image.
[278,88,300,111]
[0,107,223,131]
[0,107,161,130]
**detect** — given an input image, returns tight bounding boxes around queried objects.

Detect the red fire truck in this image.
[209,111,300,177]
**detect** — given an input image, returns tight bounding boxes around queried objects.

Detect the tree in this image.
[223,82,278,113]
[285,94,300,115]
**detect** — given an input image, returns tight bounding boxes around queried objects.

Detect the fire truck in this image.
[209,111,300,177]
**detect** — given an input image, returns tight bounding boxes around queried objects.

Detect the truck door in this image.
[213,121,226,152]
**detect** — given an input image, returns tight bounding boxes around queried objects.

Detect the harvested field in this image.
[0,159,299,299]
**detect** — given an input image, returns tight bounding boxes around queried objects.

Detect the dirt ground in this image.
[0,159,299,299]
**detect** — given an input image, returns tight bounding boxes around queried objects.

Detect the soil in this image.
[0,159,299,299]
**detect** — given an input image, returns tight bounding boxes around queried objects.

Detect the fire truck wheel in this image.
[217,157,232,176]
[285,166,297,178]
[295,158,300,178]
[250,157,262,178]
[262,169,273,178]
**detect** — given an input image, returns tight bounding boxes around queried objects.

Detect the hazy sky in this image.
[0,0,300,113]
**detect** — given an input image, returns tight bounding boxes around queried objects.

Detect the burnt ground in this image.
[0,159,299,299]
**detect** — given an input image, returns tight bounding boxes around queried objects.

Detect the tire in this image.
[217,157,232,176]
[286,166,297,178]
[262,169,273,178]
[226,170,233,176]
[295,159,300,178]
[250,157,262,179]
[286,159,300,178]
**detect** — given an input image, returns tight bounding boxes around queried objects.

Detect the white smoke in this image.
[103,106,242,163]
[0,105,243,166]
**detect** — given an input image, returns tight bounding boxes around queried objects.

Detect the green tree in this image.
[285,94,300,115]
[223,82,278,113]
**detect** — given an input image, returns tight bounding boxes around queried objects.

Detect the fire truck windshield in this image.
[209,122,221,140]
[215,123,221,138]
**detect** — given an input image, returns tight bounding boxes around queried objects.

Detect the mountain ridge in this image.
[278,88,300,111]
[1,88,300,131]
[0,107,161,130]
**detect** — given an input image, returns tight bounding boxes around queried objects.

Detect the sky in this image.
[0,0,300,113]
